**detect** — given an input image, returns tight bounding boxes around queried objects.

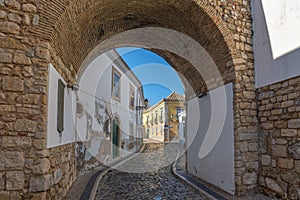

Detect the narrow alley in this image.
[94,143,208,200]
[0,1,299,199]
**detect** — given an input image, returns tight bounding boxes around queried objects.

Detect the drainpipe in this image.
[164,101,169,142]
[135,91,141,148]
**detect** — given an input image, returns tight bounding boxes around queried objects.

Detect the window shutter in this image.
[57,79,65,133]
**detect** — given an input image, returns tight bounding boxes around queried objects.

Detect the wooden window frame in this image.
[129,84,135,110]
[112,67,121,102]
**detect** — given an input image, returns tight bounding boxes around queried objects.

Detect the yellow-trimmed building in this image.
[143,92,185,142]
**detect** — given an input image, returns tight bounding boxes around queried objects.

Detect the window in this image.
[155,111,158,124]
[146,116,149,125]
[176,108,184,121]
[112,67,121,101]
[129,85,135,109]
[57,79,65,133]
[160,108,164,123]
[151,114,154,125]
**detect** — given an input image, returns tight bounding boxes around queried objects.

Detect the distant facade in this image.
[178,110,186,146]
[143,92,185,142]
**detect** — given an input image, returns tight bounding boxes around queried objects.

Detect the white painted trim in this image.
[47,64,76,149]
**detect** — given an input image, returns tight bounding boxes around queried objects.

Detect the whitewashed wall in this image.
[76,50,143,163]
[76,53,111,143]
[253,0,300,88]
[94,62,139,141]
[186,83,235,194]
[47,64,76,148]
[178,110,186,146]
[47,50,143,159]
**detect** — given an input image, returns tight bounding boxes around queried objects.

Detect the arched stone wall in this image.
[0,0,257,198]
[37,0,235,71]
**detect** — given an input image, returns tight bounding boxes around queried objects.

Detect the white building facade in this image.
[47,50,144,172]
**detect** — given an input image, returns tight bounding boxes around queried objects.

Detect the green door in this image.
[112,119,119,158]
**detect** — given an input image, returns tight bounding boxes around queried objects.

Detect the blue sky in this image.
[116,47,185,106]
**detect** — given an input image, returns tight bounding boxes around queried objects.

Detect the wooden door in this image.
[112,119,120,158]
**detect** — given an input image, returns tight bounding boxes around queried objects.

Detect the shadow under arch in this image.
[37,0,236,92]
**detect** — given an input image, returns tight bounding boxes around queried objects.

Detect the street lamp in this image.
[67,83,79,91]
[197,92,207,99]
[136,99,149,110]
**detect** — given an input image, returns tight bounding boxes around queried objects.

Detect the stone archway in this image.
[0,0,256,198]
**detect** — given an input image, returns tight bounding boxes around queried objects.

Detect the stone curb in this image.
[88,144,147,200]
[171,147,227,200]
[172,164,227,200]
[87,168,109,200]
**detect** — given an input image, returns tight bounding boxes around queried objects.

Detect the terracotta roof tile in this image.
[164,92,185,102]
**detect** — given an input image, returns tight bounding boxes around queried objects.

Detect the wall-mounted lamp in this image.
[136,99,149,110]
[67,83,79,91]
[197,92,207,99]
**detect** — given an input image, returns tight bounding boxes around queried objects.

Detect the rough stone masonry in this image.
[0,0,298,199]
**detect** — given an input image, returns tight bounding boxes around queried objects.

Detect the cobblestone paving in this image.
[95,143,209,200]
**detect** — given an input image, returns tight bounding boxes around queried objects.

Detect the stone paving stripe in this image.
[174,169,227,200]
[86,144,146,200]
[80,168,107,200]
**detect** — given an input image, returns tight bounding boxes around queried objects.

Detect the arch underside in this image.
[37,0,236,95]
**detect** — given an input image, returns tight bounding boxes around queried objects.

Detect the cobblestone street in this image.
[94,143,209,200]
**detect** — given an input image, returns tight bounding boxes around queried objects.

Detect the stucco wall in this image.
[253,1,300,198]
[187,83,235,194]
[167,101,185,141]
[47,64,76,148]
[253,0,300,88]
[76,51,143,171]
